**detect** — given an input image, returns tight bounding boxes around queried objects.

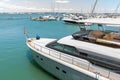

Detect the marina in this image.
[0,0,120,80]
[0,13,120,80]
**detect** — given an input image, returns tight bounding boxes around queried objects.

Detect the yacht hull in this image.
[29,48,98,80]
[64,20,78,24]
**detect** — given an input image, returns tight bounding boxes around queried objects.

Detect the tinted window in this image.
[52,44,63,51]
[64,45,78,54]
[80,52,88,57]
[47,42,79,56]
[88,55,120,65]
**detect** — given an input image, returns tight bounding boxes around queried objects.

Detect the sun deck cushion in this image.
[113,36,120,40]
[88,30,105,38]
[103,32,120,41]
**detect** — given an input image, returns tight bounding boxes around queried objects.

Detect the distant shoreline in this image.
[0,12,120,14]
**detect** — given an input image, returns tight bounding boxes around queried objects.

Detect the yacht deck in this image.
[27,38,120,80]
[58,36,120,62]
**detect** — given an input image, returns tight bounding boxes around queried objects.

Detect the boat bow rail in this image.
[27,39,120,80]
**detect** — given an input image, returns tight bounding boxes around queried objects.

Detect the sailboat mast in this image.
[114,2,120,13]
[91,0,98,14]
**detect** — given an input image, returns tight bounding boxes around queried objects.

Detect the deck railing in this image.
[29,41,120,80]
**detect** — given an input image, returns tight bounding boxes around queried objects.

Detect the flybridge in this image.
[72,18,120,49]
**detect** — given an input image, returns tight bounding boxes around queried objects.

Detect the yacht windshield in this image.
[46,41,79,56]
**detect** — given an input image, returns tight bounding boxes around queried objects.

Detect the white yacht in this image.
[62,15,87,24]
[62,15,92,26]
[26,19,120,80]
[62,17,79,24]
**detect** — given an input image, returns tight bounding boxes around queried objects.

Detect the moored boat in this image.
[26,19,120,80]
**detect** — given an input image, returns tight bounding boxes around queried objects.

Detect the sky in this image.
[0,0,120,13]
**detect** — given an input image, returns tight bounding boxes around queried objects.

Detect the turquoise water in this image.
[0,14,79,80]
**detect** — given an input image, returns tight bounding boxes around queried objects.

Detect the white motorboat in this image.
[26,18,120,80]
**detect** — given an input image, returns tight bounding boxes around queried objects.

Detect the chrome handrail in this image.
[29,41,120,80]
